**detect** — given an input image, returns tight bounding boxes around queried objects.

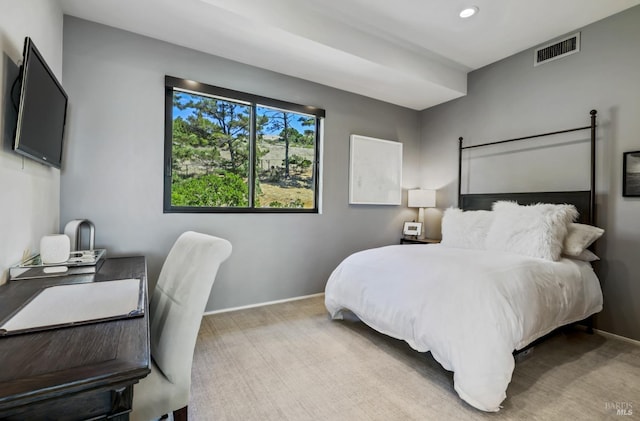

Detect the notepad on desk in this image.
[0,278,144,336]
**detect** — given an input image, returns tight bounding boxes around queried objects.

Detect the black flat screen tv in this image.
[13,37,68,169]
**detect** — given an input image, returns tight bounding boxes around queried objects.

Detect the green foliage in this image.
[288,154,312,172]
[172,93,252,174]
[268,198,305,208]
[266,165,283,182]
[289,198,305,208]
[298,116,316,146]
[170,91,316,209]
[171,172,248,207]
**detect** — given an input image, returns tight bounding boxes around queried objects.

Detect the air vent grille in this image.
[534,33,580,66]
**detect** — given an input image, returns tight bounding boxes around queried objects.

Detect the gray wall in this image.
[0,0,63,284]
[61,17,420,311]
[419,6,640,340]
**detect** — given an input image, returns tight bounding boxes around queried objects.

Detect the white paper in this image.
[0,278,142,333]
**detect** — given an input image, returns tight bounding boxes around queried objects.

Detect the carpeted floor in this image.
[190,296,639,420]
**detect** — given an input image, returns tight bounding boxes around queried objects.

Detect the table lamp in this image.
[408,189,436,239]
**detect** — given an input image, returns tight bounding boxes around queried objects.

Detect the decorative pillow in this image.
[485,201,578,261]
[441,208,494,250]
[562,223,604,256]
[565,249,600,262]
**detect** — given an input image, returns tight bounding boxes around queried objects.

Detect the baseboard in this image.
[595,329,640,347]
[204,292,325,316]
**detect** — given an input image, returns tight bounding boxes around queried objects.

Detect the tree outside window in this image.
[164,76,324,213]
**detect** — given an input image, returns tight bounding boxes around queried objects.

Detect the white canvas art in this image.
[349,135,402,205]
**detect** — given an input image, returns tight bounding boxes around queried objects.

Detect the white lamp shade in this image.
[408,189,436,208]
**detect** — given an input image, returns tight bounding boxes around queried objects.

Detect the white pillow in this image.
[441,208,494,250]
[566,249,600,262]
[485,201,578,261]
[563,223,604,256]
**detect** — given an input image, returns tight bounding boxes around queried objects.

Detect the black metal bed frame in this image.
[456,110,598,340]
[457,110,597,225]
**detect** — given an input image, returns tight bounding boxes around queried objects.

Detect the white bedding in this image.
[324,244,603,412]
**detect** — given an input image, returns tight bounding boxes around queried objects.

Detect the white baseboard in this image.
[204,292,325,316]
[595,329,640,347]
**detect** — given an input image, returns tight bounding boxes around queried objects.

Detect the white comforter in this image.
[324,244,603,412]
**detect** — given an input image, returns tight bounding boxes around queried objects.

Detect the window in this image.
[164,76,325,213]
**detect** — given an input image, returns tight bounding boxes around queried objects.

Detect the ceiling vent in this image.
[534,32,580,66]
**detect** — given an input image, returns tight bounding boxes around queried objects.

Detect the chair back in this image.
[149,231,232,385]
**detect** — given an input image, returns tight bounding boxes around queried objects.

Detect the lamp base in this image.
[423,208,443,240]
[417,208,425,239]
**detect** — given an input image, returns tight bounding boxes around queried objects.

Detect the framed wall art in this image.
[623,151,640,197]
[349,135,402,205]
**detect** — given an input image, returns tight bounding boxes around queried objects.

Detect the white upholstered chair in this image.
[131,231,232,421]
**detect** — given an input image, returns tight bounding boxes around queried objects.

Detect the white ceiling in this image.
[60,0,640,110]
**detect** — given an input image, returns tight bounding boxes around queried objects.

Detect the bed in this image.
[325,111,603,412]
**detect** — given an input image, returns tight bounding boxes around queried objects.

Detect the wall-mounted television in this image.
[13,37,68,169]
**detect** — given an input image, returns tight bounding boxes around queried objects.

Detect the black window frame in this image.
[164,75,325,214]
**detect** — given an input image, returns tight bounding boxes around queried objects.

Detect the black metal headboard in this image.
[460,191,592,224]
[458,110,597,225]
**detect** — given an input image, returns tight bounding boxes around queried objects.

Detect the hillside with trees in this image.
[170,91,317,209]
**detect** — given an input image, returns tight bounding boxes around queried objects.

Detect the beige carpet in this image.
[190,296,639,420]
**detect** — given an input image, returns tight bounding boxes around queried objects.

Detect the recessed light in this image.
[459,6,479,18]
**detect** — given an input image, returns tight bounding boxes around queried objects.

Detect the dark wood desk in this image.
[0,257,150,420]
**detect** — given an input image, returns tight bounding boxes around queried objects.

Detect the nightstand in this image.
[400,237,441,245]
